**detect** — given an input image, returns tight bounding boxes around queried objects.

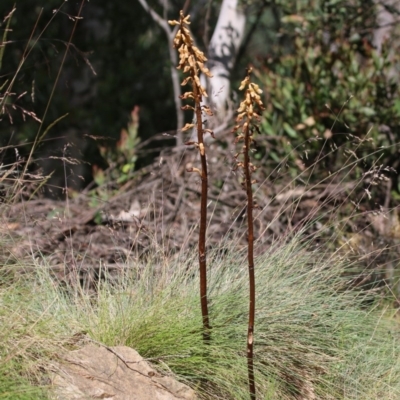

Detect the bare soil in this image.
[2,143,396,292]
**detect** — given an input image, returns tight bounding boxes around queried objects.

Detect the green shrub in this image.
[258,0,400,193]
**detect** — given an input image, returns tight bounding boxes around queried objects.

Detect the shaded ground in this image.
[2,142,399,293]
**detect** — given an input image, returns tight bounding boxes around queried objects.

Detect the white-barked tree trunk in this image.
[203,0,246,135]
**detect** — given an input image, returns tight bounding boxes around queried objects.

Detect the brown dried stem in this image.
[169,11,214,342]
[233,67,265,400]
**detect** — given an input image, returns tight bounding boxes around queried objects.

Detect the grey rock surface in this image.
[51,344,197,400]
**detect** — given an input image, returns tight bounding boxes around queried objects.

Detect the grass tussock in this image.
[1,234,400,399]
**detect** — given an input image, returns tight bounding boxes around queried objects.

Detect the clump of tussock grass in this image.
[0,273,52,399]
[0,365,47,400]
[2,234,400,399]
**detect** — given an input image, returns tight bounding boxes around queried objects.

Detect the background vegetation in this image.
[2,1,400,399]
[1,0,398,197]
[0,0,400,191]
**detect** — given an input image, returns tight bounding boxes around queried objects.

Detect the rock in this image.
[51,344,197,400]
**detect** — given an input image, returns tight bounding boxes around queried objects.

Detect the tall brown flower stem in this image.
[194,82,211,341]
[169,12,214,342]
[244,120,256,399]
[233,67,265,399]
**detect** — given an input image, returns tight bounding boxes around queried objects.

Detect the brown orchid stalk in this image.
[169,11,214,342]
[233,67,265,399]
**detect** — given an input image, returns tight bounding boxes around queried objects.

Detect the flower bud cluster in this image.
[233,67,265,143]
[169,11,212,101]
[169,11,215,162]
[233,67,265,181]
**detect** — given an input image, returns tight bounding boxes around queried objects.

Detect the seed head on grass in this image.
[169,11,214,342]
